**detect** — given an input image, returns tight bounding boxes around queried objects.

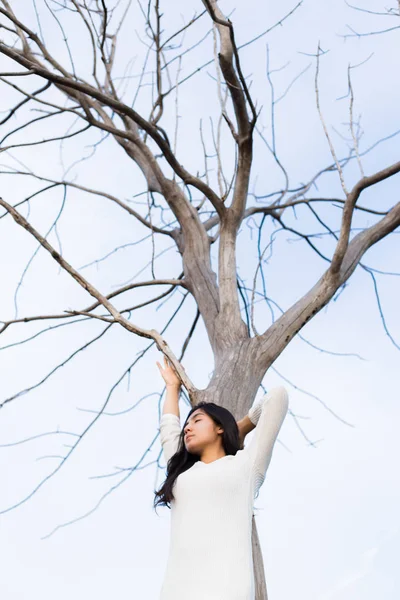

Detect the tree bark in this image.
[252,516,269,600]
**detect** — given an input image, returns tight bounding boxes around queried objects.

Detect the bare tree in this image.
[0,1,399,598]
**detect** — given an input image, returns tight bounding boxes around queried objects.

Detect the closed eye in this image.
[185,418,201,433]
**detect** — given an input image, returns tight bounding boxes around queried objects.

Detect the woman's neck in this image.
[199,444,226,464]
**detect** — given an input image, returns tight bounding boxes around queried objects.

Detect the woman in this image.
[154,356,289,600]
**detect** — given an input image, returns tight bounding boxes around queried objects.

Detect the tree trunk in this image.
[252,516,268,600]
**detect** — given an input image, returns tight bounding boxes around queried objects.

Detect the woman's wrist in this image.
[166,382,181,389]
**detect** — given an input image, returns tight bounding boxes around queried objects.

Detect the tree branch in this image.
[256,199,400,368]
[0,197,196,395]
[330,160,400,274]
[0,36,225,216]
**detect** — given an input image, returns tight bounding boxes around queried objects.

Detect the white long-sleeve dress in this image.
[158,386,289,600]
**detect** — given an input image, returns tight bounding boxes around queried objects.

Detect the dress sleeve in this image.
[159,413,182,464]
[243,386,289,494]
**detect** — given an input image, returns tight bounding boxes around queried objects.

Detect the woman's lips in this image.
[186,435,194,442]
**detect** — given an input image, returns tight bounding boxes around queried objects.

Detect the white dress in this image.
[158,386,289,600]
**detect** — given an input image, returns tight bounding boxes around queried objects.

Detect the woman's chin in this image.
[186,443,199,455]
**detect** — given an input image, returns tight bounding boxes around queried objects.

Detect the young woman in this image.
[154,356,289,600]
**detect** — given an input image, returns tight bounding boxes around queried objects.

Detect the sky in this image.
[0,1,399,599]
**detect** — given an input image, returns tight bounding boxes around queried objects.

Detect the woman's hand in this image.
[156,355,182,388]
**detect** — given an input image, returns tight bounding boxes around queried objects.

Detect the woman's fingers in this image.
[158,355,183,374]
[156,358,171,371]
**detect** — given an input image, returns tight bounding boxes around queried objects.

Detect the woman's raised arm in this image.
[242,386,289,494]
[157,355,182,463]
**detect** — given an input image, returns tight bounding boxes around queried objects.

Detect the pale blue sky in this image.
[0,1,399,599]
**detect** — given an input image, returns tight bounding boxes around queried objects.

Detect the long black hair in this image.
[153,401,240,511]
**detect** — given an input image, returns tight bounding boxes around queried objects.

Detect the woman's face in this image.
[183,409,223,454]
